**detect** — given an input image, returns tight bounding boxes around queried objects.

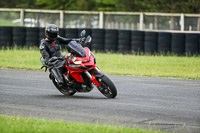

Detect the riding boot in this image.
[51,68,64,87]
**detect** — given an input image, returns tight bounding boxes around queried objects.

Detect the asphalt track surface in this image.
[0,68,200,133]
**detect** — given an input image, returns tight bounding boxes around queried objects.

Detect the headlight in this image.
[74,61,82,65]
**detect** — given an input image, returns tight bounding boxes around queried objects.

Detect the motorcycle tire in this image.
[97,75,117,98]
[52,76,76,96]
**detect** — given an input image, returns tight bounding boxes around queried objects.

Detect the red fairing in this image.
[65,47,96,67]
[75,47,96,67]
[65,47,97,83]
[70,71,84,82]
[91,75,100,86]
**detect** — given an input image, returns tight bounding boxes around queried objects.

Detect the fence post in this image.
[60,11,64,28]
[180,13,184,31]
[20,9,24,26]
[139,13,144,30]
[99,11,104,29]
[154,16,158,30]
[197,17,200,31]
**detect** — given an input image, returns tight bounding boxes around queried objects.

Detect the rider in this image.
[39,24,79,87]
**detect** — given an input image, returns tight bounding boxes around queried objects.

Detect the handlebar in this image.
[40,56,48,72]
[76,37,85,46]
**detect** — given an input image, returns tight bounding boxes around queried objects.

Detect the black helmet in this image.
[45,24,59,41]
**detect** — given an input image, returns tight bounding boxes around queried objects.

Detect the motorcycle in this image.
[40,30,117,98]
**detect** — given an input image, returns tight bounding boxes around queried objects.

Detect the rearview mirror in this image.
[85,36,92,45]
[80,30,86,37]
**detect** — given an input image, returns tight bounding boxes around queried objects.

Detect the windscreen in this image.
[68,41,86,57]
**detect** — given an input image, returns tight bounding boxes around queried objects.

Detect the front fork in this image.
[84,67,104,87]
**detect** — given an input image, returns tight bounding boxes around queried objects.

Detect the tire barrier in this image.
[58,28,66,49]
[64,28,78,50]
[91,29,105,51]
[65,28,78,38]
[39,28,45,42]
[171,33,185,55]
[104,29,118,52]
[65,28,79,50]
[12,27,26,47]
[157,32,171,55]
[131,31,144,54]
[59,28,65,37]
[0,26,200,56]
[185,33,199,55]
[0,27,13,48]
[144,31,158,54]
[26,27,39,47]
[118,30,131,53]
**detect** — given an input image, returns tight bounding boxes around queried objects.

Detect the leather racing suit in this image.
[39,36,79,86]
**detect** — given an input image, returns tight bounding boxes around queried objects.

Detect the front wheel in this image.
[52,76,76,96]
[97,75,117,98]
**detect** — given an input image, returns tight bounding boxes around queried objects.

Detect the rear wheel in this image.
[97,75,117,98]
[52,76,76,96]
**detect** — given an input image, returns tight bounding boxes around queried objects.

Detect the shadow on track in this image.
[41,94,108,100]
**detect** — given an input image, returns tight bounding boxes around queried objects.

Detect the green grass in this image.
[0,48,200,79]
[96,53,200,79]
[0,19,20,26]
[0,115,162,133]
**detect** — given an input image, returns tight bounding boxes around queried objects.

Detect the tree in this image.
[36,0,73,10]
[66,0,96,11]
[17,0,38,9]
[0,0,23,8]
[0,0,199,13]
[95,0,116,11]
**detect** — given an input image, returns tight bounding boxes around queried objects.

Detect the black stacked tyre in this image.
[12,27,26,47]
[39,28,45,41]
[0,27,13,48]
[65,28,78,50]
[104,29,118,52]
[59,28,65,37]
[65,28,78,38]
[118,30,131,53]
[91,29,105,51]
[26,27,39,47]
[59,28,66,49]
[171,33,185,55]
[131,31,144,54]
[185,33,199,56]
[158,32,171,55]
[144,31,158,54]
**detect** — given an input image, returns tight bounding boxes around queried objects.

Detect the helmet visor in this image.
[48,32,58,39]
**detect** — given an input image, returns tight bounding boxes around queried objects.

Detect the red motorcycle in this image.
[41,30,117,98]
